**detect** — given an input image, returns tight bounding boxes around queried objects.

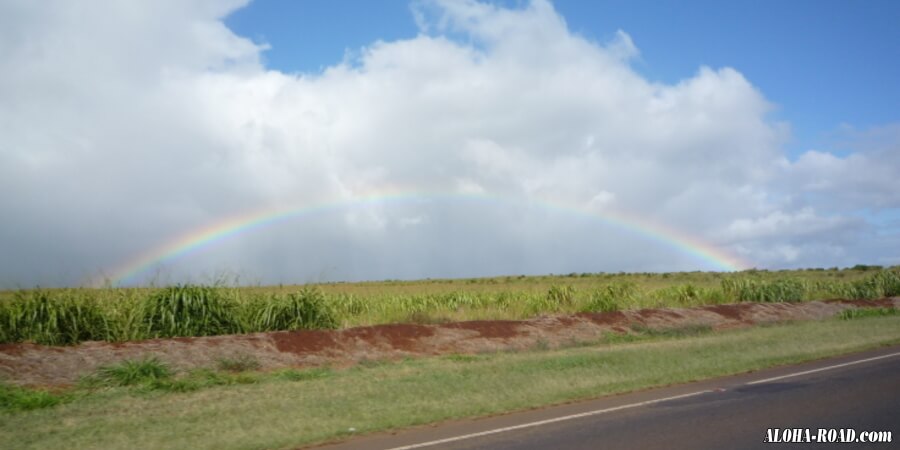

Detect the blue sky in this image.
[227,0,900,158]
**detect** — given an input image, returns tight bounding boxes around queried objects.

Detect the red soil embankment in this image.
[1,298,896,386]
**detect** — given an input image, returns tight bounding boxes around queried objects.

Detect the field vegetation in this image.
[1,266,898,345]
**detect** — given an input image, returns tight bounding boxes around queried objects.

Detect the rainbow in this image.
[109,191,752,285]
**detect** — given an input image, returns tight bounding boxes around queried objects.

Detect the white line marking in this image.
[747,351,900,385]
[386,350,900,449]
[385,390,712,450]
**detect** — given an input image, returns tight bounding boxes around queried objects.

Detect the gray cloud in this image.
[1,0,897,287]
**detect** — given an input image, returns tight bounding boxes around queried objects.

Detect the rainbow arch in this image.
[109,191,752,285]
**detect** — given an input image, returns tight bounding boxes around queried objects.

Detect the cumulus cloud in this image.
[0,0,896,286]
[786,124,900,210]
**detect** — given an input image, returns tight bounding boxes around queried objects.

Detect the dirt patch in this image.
[576,311,627,326]
[631,308,687,327]
[702,303,756,322]
[0,343,27,356]
[271,330,338,355]
[443,320,522,339]
[1,298,896,386]
[342,323,435,352]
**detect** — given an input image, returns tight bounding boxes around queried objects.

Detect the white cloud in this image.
[721,208,862,243]
[0,0,896,286]
[786,124,900,210]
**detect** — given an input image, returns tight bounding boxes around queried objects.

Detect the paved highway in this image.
[321,345,900,450]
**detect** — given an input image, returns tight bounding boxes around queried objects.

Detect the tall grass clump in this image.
[653,284,726,307]
[0,290,108,345]
[330,293,370,317]
[93,357,173,387]
[99,289,145,342]
[546,285,576,307]
[840,270,900,299]
[0,300,13,343]
[547,285,575,311]
[581,282,638,313]
[839,307,900,320]
[438,291,490,310]
[526,285,576,314]
[139,285,241,338]
[0,382,65,411]
[721,278,808,303]
[248,287,338,331]
[875,270,900,296]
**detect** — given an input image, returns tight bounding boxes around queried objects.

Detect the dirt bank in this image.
[1,298,897,386]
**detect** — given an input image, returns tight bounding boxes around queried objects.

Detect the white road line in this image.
[385,390,713,450]
[386,350,900,450]
[746,351,900,385]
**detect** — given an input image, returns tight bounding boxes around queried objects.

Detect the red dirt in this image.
[0,343,26,356]
[272,330,338,355]
[634,308,683,322]
[444,320,522,339]
[1,297,896,387]
[576,311,627,325]
[702,303,756,322]
[342,323,436,352]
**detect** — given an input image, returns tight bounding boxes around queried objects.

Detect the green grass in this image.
[272,367,334,382]
[245,288,338,331]
[140,285,242,338]
[1,267,898,345]
[0,289,109,345]
[83,357,173,388]
[839,307,900,320]
[216,355,261,373]
[0,383,66,412]
[629,323,713,338]
[1,315,899,449]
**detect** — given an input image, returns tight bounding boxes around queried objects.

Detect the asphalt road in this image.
[320,345,900,450]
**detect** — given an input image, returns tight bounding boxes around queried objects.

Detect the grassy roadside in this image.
[2,315,900,449]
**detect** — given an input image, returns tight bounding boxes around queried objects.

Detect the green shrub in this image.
[582,291,619,313]
[248,287,337,331]
[721,278,807,303]
[0,301,13,343]
[0,290,108,345]
[839,308,899,320]
[672,284,701,304]
[94,357,172,387]
[581,282,637,313]
[842,279,882,300]
[871,270,900,297]
[443,291,490,309]
[0,382,64,411]
[653,284,727,306]
[832,271,899,299]
[100,290,145,343]
[525,286,577,314]
[140,285,241,338]
[332,293,369,317]
[546,285,577,306]
[492,292,515,309]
